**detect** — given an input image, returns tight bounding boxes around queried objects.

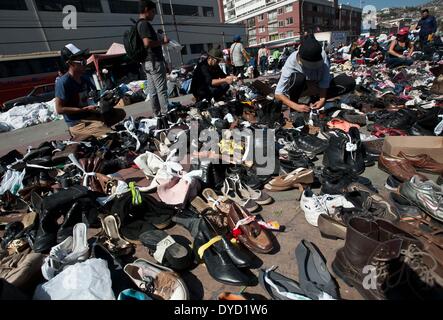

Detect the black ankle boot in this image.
[32,186,89,253]
[346,127,366,176]
[322,130,348,172]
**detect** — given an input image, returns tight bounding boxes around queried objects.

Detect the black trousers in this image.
[288,73,356,103]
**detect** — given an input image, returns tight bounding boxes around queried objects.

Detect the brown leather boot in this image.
[333,217,443,299]
[332,217,404,300]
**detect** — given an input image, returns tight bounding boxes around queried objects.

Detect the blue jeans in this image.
[386,57,413,69]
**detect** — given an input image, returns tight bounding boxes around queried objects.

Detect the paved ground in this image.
[1,90,440,300]
[0,95,194,157]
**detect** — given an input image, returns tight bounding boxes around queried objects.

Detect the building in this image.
[0,0,245,66]
[219,0,362,47]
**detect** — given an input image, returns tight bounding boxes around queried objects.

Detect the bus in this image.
[0,50,105,109]
[0,52,61,108]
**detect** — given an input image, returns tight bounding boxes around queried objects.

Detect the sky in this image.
[340,0,429,9]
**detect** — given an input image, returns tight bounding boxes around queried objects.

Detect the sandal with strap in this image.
[229,175,273,205]
[221,178,259,213]
[264,168,314,192]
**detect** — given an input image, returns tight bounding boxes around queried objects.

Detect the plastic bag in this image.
[0,169,26,195]
[33,259,115,300]
[165,40,183,53]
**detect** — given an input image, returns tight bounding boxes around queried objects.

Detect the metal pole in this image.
[350,7,352,36]
[156,0,172,66]
[339,5,342,31]
[300,0,304,36]
[222,32,226,47]
[29,0,50,51]
[169,0,184,64]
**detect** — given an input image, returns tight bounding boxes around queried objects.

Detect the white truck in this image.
[314,31,349,49]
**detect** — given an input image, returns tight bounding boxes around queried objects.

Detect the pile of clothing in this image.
[0,99,62,133]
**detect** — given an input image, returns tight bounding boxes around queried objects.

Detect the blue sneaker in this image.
[117,289,152,300]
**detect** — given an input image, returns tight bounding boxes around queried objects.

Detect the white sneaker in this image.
[41,223,90,280]
[300,190,354,227]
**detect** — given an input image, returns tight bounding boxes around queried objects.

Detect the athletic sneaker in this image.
[399,176,443,223]
[300,189,355,227]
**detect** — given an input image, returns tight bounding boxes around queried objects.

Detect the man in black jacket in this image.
[190,48,237,102]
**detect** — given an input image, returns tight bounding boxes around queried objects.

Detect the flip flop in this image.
[139,229,192,271]
[258,266,310,300]
[295,240,338,300]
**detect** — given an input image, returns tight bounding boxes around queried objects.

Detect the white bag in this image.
[0,169,26,195]
[33,259,115,300]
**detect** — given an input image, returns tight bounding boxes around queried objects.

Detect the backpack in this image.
[123,19,147,63]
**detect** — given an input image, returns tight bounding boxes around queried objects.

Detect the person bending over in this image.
[190,48,237,102]
[386,28,414,69]
[274,36,355,121]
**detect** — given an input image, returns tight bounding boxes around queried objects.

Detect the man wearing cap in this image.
[55,44,126,138]
[230,35,250,79]
[275,35,355,115]
[190,48,237,102]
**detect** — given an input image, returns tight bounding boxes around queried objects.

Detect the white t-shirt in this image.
[230,42,245,67]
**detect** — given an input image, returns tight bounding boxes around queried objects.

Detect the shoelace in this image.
[121,118,141,152]
[386,244,437,291]
[129,182,142,205]
[345,134,358,161]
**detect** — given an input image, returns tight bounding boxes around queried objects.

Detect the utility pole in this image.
[169,0,184,64]
[339,5,342,31]
[300,0,304,36]
[156,0,172,66]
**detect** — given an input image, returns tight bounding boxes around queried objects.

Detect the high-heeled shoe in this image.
[100,215,135,257]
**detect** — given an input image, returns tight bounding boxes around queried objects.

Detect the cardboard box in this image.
[382,136,443,163]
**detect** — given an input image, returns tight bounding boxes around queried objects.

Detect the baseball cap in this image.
[397,27,410,36]
[61,43,90,62]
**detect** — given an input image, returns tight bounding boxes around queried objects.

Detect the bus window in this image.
[30,57,59,74]
[0,62,9,78]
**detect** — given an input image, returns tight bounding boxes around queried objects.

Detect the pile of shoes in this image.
[1,53,443,301]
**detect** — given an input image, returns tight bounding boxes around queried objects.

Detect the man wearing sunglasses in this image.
[55,43,126,138]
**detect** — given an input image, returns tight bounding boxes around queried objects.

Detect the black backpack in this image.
[123,18,147,63]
